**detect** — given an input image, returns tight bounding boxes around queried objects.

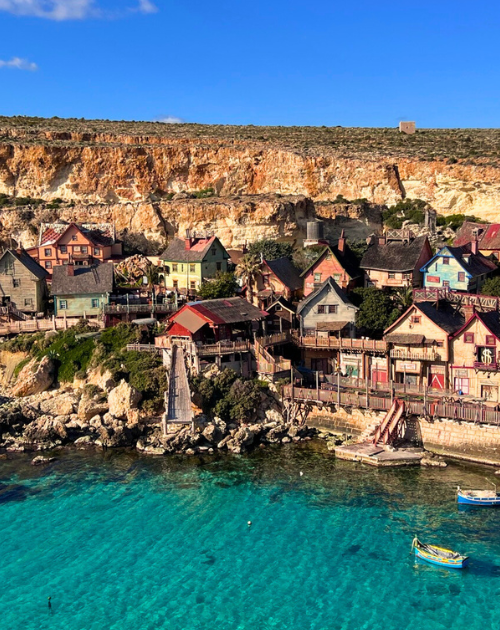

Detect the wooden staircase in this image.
[372,399,405,446]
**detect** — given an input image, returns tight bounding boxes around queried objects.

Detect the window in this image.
[94,248,100,255]
[74,246,80,252]
[333,274,342,282]
[211,248,216,256]
[60,245,67,253]
[71,235,77,241]
[190,281,196,290]
[403,273,412,281]
[458,272,465,282]
[91,298,99,308]
[45,261,52,269]
[464,332,474,344]
[189,264,195,273]
[328,305,338,314]
[44,248,52,257]
[388,273,396,280]
[13,279,20,288]
[410,316,421,324]
[59,300,67,310]
[172,263,178,272]
[486,335,496,346]
[314,273,322,283]
[173,280,178,289]
[436,341,444,347]
[317,305,326,314]
[24,298,32,306]
[81,246,88,254]
[216,262,222,271]
[442,258,449,265]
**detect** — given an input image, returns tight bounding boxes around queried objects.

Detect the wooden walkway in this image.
[166,345,192,426]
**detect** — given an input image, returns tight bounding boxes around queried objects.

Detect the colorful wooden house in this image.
[301,232,360,296]
[449,309,500,400]
[0,249,48,314]
[159,233,230,295]
[26,222,122,277]
[51,263,114,317]
[361,234,432,289]
[454,222,500,260]
[420,244,497,293]
[266,297,297,333]
[384,301,464,389]
[255,257,303,308]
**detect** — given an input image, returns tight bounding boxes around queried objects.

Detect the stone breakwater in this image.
[0,386,323,458]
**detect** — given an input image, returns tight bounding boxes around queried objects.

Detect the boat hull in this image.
[457,492,500,506]
[414,547,468,569]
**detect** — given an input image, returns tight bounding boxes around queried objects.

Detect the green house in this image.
[51,263,114,317]
[159,234,229,294]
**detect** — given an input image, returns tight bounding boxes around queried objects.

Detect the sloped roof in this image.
[297,276,356,315]
[187,297,266,324]
[263,257,302,291]
[451,311,500,341]
[422,245,497,278]
[174,309,208,334]
[453,221,491,247]
[51,263,114,296]
[268,296,296,314]
[301,242,360,280]
[361,235,429,272]
[316,321,350,332]
[385,333,425,345]
[39,222,116,247]
[416,301,465,334]
[2,249,48,280]
[160,236,228,262]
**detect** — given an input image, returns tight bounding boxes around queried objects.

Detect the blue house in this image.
[420,244,496,293]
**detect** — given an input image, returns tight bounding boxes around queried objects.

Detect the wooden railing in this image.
[126,344,163,354]
[282,385,500,426]
[291,331,386,352]
[154,336,251,357]
[255,332,290,347]
[413,288,500,311]
[104,303,176,314]
[390,349,440,361]
[0,317,104,336]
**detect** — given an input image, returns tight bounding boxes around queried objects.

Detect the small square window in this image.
[74,245,80,252]
[172,264,178,272]
[333,274,342,281]
[436,341,444,347]
[443,281,450,288]
[190,281,196,289]
[410,316,420,324]
[59,300,67,310]
[173,280,178,289]
[24,298,32,306]
[91,298,99,308]
[44,248,51,257]
[189,264,195,273]
[216,262,222,271]
[45,261,52,269]
[60,245,67,253]
[314,273,322,283]
[443,258,449,265]
[71,235,77,241]
[13,278,20,288]
[486,335,496,346]
[317,305,325,314]
[388,273,396,280]
[81,246,88,254]
[464,332,474,344]
[94,248,100,256]
[211,248,216,256]
[458,272,465,282]
[328,305,338,314]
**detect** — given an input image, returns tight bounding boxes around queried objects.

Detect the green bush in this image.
[352,287,400,338]
[383,199,428,229]
[13,357,31,378]
[198,271,238,299]
[248,239,294,261]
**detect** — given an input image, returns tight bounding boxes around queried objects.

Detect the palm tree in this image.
[392,286,413,311]
[236,254,261,305]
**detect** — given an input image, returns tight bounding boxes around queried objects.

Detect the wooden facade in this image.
[0,249,48,314]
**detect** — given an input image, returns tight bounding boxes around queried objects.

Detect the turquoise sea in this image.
[1,444,500,630]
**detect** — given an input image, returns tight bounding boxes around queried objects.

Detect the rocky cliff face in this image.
[1,120,500,247]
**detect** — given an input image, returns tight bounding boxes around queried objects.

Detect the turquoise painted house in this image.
[51,263,114,317]
[420,244,496,293]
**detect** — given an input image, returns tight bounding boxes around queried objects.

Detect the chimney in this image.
[66,264,75,277]
[378,235,386,246]
[185,229,193,251]
[471,239,479,255]
[463,304,475,321]
[338,229,346,254]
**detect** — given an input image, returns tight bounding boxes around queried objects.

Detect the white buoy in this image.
[247,521,252,526]
[300,471,303,476]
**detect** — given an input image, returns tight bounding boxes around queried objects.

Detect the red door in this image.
[372,370,388,384]
[429,372,445,390]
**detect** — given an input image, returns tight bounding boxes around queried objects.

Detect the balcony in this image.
[473,361,499,371]
[290,332,387,352]
[390,349,440,361]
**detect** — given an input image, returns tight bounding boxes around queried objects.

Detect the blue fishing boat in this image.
[457,486,500,506]
[412,537,469,569]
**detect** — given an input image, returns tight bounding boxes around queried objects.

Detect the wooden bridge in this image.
[163,345,193,433]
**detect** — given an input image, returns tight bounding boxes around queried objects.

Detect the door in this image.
[454,377,469,395]
[372,370,388,384]
[429,372,445,390]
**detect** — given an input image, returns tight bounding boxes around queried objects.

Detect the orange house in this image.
[26,223,123,277]
[301,232,360,296]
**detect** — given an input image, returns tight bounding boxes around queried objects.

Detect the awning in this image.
[131,318,157,325]
[385,333,425,345]
[316,321,350,332]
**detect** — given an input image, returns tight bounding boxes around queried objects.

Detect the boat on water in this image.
[457,485,500,506]
[412,537,469,569]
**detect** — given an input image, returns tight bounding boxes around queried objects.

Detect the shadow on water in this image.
[0,482,35,504]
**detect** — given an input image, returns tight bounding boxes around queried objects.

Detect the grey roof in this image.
[445,245,497,277]
[268,296,297,314]
[160,236,228,263]
[51,263,114,296]
[416,302,465,334]
[264,257,303,291]
[297,277,355,315]
[361,235,429,272]
[385,333,425,345]
[189,296,266,324]
[476,311,500,339]
[1,249,48,280]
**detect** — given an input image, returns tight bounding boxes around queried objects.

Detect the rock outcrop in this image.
[108,380,142,420]
[12,357,55,398]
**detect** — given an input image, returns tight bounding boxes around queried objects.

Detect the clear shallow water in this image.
[1,445,500,630]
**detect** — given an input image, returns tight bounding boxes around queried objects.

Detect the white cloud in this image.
[158,116,184,124]
[0,57,38,70]
[0,0,158,20]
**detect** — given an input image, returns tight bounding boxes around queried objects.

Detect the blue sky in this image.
[0,0,499,127]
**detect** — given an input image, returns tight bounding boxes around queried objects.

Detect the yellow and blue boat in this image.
[457,485,500,506]
[412,537,469,569]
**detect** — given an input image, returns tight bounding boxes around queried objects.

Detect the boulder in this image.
[202,423,223,444]
[39,392,79,416]
[234,427,255,447]
[77,396,109,422]
[12,357,55,398]
[31,455,55,466]
[108,380,142,420]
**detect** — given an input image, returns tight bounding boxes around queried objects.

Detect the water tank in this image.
[306,221,324,242]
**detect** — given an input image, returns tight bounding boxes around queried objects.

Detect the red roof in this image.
[454,221,500,250]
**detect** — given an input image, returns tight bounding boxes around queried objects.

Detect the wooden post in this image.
[316,370,319,401]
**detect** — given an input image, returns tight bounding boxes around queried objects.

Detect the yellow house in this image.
[384,302,464,389]
[159,233,229,294]
[449,310,500,401]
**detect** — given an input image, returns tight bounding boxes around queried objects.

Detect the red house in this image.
[301,232,360,296]
[157,297,267,345]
